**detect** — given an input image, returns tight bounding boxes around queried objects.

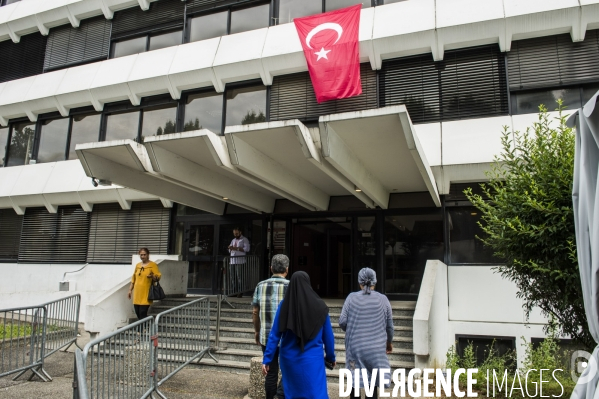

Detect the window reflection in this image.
[113,36,146,58]
[105,111,140,141]
[0,127,8,166]
[230,4,270,35]
[189,11,228,42]
[582,84,599,105]
[511,88,581,115]
[7,122,36,166]
[69,114,101,160]
[225,86,266,127]
[278,0,321,24]
[384,214,444,295]
[325,0,371,12]
[38,118,70,163]
[141,105,177,138]
[149,30,182,51]
[447,207,500,264]
[185,92,223,133]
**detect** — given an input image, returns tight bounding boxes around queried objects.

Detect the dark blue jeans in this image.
[261,343,285,399]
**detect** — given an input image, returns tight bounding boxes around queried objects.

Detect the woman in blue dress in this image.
[262,271,336,399]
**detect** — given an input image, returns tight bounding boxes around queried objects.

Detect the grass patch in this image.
[0,323,33,340]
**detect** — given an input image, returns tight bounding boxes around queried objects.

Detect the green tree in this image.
[9,126,35,163]
[183,118,201,132]
[465,103,591,349]
[241,109,266,125]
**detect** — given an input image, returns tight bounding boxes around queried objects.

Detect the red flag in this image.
[294,4,362,103]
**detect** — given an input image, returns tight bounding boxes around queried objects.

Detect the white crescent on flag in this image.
[305,22,343,50]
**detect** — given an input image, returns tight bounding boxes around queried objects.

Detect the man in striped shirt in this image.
[252,254,289,399]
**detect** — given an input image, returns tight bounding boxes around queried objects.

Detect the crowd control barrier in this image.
[74,298,213,399]
[1,294,81,382]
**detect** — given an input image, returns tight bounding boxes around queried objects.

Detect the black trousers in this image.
[134,305,150,320]
[353,388,378,399]
[261,344,285,399]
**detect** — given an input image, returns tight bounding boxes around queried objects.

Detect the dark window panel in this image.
[511,87,581,115]
[141,104,178,138]
[325,0,371,12]
[184,91,223,133]
[37,118,70,163]
[69,114,101,159]
[278,0,321,24]
[113,36,147,58]
[189,11,228,42]
[3,0,22,4]
[381,0,405,3]
[111,0,185,39]
[230,4,270,35]
[0,127,8,166]
[384,214,444,294]
[0,209,22,262]
[447,207,501,265]
[105,111,140,141]
[149,30,182,51]
[225,86,267,127]
[44,16,111,71]
[0,32,46,83]
[583,83,599,104]
[7,122,36,167]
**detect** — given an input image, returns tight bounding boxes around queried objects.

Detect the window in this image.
[225,85,267,127]
[0,32,46,83]
[189,11,228,42]
[18,206,90,263]
[37,118,70,163]
[112,29,182,58]
[447,207,501,264]
[69,114,101,160]
[1,0,21,6]
[0,127,8,166]
[278,0,321,24]
[149,30,182,51]
[456,335,516,369]
[105,111,140,141]
[325,0,371,12]
[510,83,599,115]
[187,3,270,43]
[384,214,444,295]
[7,122,36,167]
[113,36,148,58]
[184,91,223,133]
[0,209,22,262]
[141,104,178,139]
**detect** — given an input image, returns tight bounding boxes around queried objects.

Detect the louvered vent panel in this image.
[0,209,22,262]
[0,32,46,83]
[19,206,90,263]
[44,16,111,71]
[87,201,170,264]
[186,0,260,13]
[380,45,508,123]
[111,0,184,38]
[507,30,599,91]
[269,63,377,121]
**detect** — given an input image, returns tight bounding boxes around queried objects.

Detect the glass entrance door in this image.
[187,224,216,294]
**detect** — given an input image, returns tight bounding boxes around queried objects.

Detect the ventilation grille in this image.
[508,30,599,91]
[380,45,509,124]
[44,16,111,71]
[19,206,90,263]
[0,209,22,262]
[87,201,170,264]
[112,0,185,38]
[0,32,46,83]
[269,63,377,121]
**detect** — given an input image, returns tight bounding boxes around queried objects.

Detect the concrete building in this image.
[0,0,593,366]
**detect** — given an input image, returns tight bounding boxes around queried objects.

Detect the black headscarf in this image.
[278,271,329,352]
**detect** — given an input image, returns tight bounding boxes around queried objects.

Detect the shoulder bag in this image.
[148,281,166,301]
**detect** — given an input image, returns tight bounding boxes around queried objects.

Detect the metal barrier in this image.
[220,255,261,297]
[74,298,213,399]
[74,317,155,399]
[153,297,214,398]
[0,306,47,381]
[39,295,82,363]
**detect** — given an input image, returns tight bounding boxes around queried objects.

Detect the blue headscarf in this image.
[358,268,377,294]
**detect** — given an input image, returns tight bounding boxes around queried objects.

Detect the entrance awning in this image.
[76,140,227,215]
[319,106,441,208]
[224,120,377,211]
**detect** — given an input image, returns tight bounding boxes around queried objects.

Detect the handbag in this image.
[148,281,166,301]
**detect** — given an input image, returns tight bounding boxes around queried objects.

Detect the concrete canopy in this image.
[75,139,226,215]
[318,106,441,208]
[224,120,377,212]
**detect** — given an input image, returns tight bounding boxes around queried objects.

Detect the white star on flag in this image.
[314,47,331,61]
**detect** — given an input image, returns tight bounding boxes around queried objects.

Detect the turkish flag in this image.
[294,4,362,103]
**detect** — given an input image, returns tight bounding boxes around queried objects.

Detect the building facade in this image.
[0,0,594,363]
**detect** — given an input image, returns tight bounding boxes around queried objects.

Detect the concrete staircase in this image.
[149,296,416,382]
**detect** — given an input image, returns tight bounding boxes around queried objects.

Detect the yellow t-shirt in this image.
[131,261,162,306]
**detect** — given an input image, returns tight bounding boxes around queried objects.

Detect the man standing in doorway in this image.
[228,226,250,297]
[252,254,289,399]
